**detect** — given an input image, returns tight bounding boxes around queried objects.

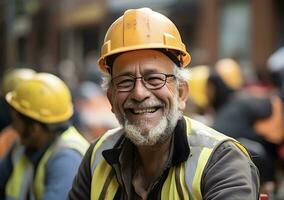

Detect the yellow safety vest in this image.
[5,126,89,200]
[89,116,250,200]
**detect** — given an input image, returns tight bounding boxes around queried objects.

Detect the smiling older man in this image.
[68,8,260,200]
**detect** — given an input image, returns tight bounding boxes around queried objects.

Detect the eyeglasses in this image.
[111,73,176,92]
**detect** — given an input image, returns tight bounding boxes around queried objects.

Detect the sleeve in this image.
[41,148,83,200]
[67,142,96,200]
[245,97,272,120]
[201,141,260,200]
[0,144,14,199]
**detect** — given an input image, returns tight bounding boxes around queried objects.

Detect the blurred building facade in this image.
[0,0,283,84]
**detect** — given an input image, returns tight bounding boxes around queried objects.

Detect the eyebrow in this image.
[113,69,162,77]
[143,69,160,74]
[113,72,134,77]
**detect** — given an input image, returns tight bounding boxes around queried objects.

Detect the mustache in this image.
[123,98,164,109]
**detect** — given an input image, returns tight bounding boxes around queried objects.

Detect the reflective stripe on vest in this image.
[6,126,89,200]
[90,127,122,200]
[90,117,250,200]
[183,117,250,199]
[5,145,34,200]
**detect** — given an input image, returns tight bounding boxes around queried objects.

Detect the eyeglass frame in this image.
[111,73,176,92]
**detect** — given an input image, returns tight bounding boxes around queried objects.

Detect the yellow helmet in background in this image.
[215,58,243,90]
[2,68,36,96]
[6,73,73,124]
[188,65,210,109]
[98,7,191,74]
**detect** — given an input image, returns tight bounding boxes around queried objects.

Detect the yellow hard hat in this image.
[188,65,210,108]
[215,58,243,90]
[6,73,73,124]
[98,7,191,74]
[2,68,36,95]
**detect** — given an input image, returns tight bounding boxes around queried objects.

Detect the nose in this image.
[130,78,151,101]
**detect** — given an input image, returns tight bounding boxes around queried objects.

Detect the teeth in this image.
[133,108,156,114]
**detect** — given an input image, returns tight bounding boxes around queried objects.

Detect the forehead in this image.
[112,50,175,75]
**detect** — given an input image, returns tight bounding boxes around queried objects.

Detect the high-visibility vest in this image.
[5,126,89,200]
[90,116,249,200]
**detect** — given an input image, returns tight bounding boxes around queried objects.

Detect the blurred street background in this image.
[1,0,284,153]
[0,0,283,83]
[1,0,284,199]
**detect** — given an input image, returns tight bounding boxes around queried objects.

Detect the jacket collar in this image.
[102,117,190,166]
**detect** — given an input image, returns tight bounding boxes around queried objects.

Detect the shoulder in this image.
[186,117,235,147]
[208,141,252,165]
[188,117,251,160]
[90,127,124,154]
[201,141,260,199]
[47,148,83,169]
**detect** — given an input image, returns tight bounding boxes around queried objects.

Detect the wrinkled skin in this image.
[107,50,188,146]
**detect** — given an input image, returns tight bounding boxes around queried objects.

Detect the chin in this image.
[128,131,172,146]
[124,115,171,146]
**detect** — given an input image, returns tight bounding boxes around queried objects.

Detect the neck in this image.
[135,136,172,182]
[36,130,57,149]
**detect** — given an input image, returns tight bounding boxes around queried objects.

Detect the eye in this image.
[114,76,134,88]
[144,74,165,86]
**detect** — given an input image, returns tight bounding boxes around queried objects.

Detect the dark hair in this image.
[270,71,284,89]
[276,89,284,103]
[207,71,234,110]
[14,109,71,134]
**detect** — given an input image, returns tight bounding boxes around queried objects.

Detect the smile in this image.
[129,107,160,114]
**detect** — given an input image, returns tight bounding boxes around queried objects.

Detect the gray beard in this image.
[122,94,182,146]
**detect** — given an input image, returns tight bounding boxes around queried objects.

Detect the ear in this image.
[178,81,189,111]
[27,122,43,139]
[32,122,43,134]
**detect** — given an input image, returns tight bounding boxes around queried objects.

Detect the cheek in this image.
[12,124,20,134]
[111,92,127,113]
[11,119,23,134]
[10,112,22,132]
[161,85,178,108]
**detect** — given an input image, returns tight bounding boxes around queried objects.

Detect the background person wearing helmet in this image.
[188,59,282,198]
[211,47,284,199]
[0,72,89,200]
[0,68,36,158]
[187,59,244,125]
[212,90,284,199]
[186,65,213,125]
[206,58,244,111]
[73,81,119,140]
[0,68,36,131]
[68,8,259,200]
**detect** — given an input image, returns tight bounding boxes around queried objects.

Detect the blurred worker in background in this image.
[0,68,36,158]
[185,65,213,125]
[188,57,284,198]
[212,92,284,198]
[74,80,119,140]
[68,8,259,200]
[187,51,284,198]
[214,46,284,199]
[0,72,89,200]
[188,58,243,113]
[187,59,243,125]
[206,58,244,111]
